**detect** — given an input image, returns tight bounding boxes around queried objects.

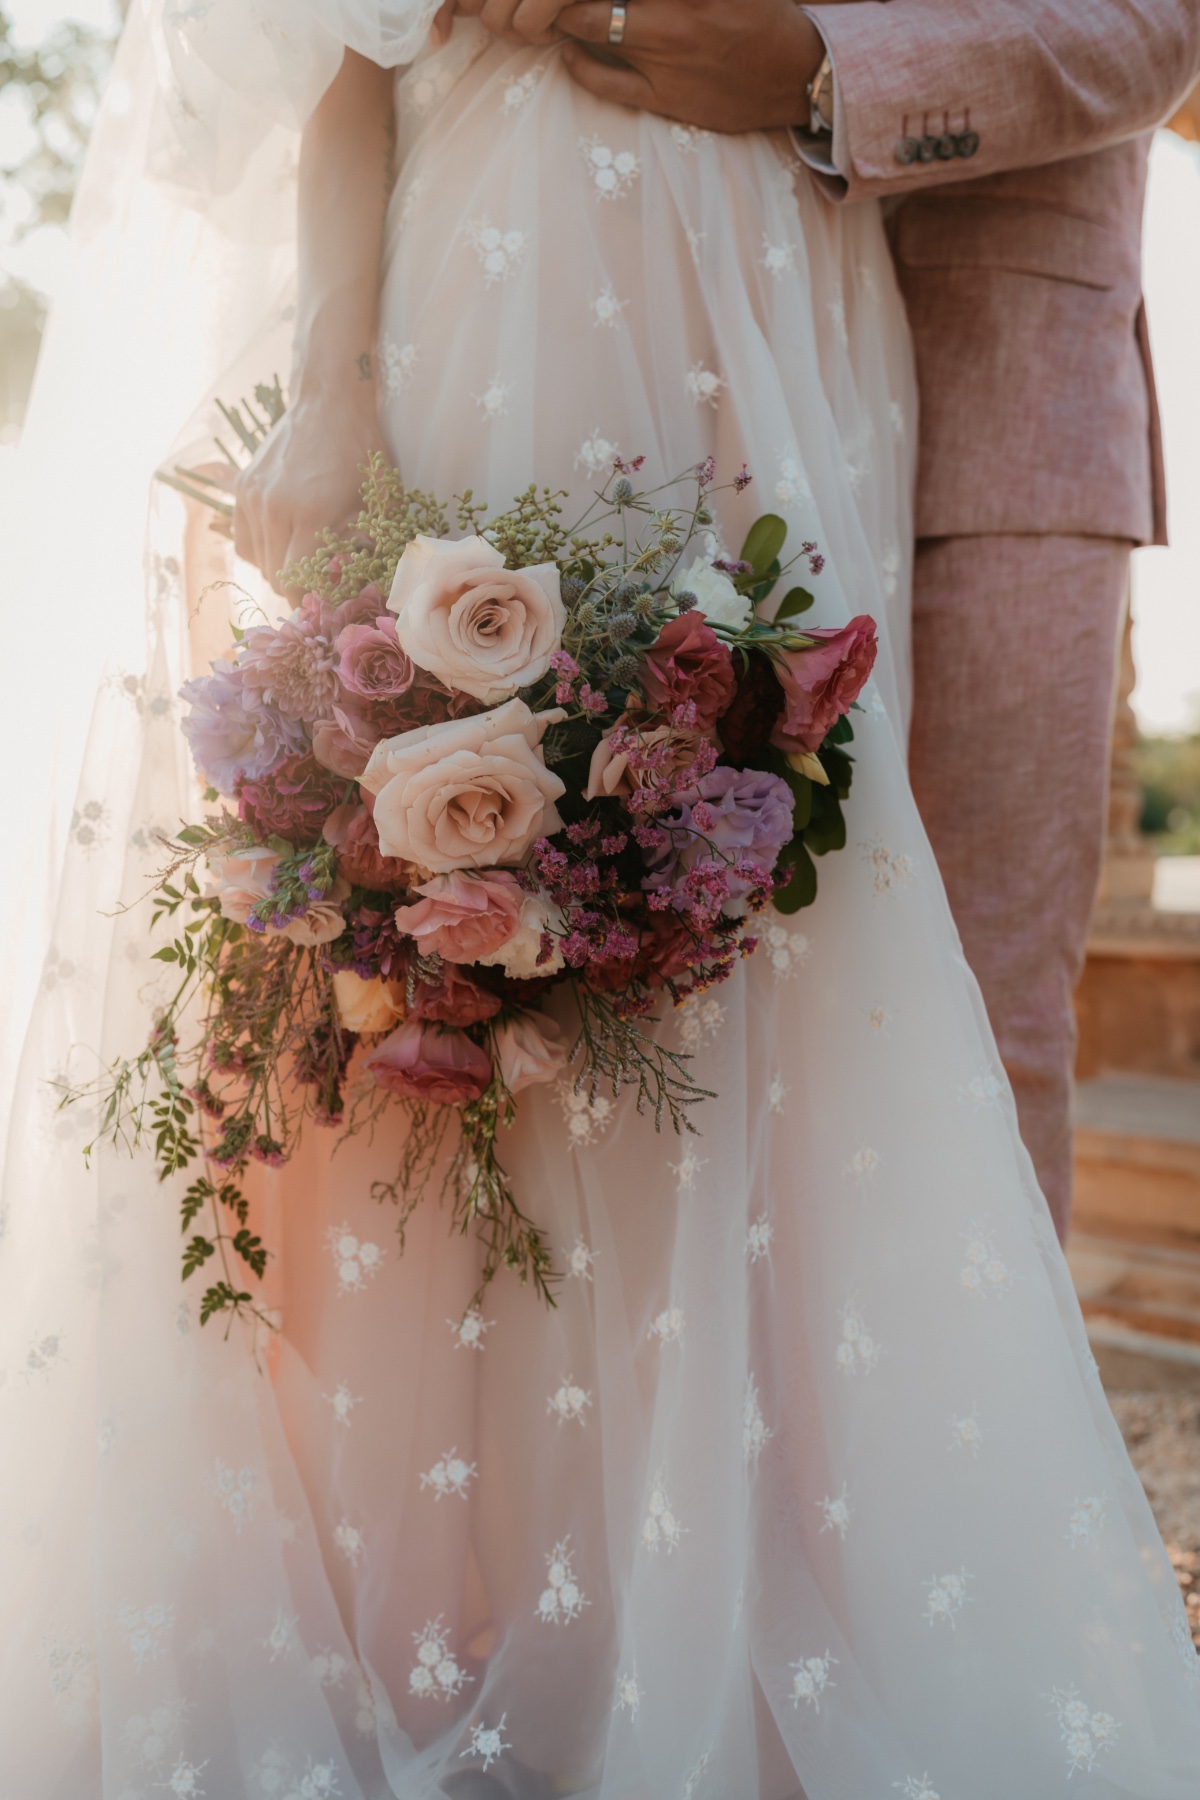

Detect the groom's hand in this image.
[556,0,826,133]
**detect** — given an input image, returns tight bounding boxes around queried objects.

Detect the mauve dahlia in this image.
[181,660,304,795]
[241,604,341,723]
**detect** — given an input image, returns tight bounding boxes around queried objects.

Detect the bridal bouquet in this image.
[75,457,875,1324]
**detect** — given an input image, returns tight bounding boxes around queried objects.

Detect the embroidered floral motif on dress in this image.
[789,1650,836,1712]
[959,1227,1013,1299]
[614,1667,644,1718]
[774,448,812,507]
[961,1066,1006,1107]
[45,1638,96,1724]
[768,1074,788,1114]
[379,335,419,399]
[1049,1688,1120,1775]
[536,1538,589,1624]
[214,1460,256,1532]
[895,1777,941,1800]
[326,1226,384,1296]
[449,1307,493,1351]
[118,1601,175,1668]
[669,122,713,153]
[642,1470,687,1552]
[761,921,811,977]
[465,217,527,285]
[861,840,915,896]
[573,431,620,479]
[420,1448,478,1501]
[263,1609,301,1662]
[333,1519,365,1564]
[474,375,514,421]
[164,1758,207,1797]
[836,1302,883,1374]
[579,136,640,199]
[686,363,725,408]
[463,1714,510,1770]
[547,1374,592,1425]
[761,237,796,280]
[324,1382,362,1427]
[949,1412,983,1455]
[648,1305,685,1345]
[501,67,543,112]
[591,283,628,328]
[746,1214,773,1263]
[1065,1496,1105,1550]
[565,1236,597,1280]
[924,1570,971,1628]
[845,1145,881,1181]
[744,1375,773,1466]
[818,1486,852,1539]
[683,1748,713,1795]
[409,1617,472,1701]
[670,1146,707,1191]
[676,990,726,1048]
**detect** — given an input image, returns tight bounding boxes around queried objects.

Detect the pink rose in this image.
[360,698,566,874]
[583,720,705,801]
[395,869,523,962]
[494,1011,569,1094]
[363,1019,492,1105]
[409,961,502,1027]
[312,704,382,779]
[336,613,415,703]
[770,616,878,755]
[638,612,737,734]
[388,534,565,703]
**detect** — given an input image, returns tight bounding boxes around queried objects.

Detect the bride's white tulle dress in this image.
[1,3,1198,1796]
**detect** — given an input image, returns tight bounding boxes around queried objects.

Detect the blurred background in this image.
[1,0,1199,1620]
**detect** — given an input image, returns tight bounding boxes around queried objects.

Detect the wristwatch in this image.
[806,52,834,136]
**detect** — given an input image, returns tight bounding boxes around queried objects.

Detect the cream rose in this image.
[494,1011,569,1094]
[331,970,406,1034]
[360,698,567,874]
[388,533,565,703]
[475,891,567,978]
[206,848,348,946]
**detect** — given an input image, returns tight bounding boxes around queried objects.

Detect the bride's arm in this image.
[233,50,395,590]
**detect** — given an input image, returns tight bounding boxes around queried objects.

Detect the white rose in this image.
[670,556,751,630]
[360,698,566,874]
[475,891,566,978]
[388,533,565,703]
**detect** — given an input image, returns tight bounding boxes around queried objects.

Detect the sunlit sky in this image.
[1,3,1198,734]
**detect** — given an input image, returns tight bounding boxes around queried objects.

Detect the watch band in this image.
[806,52,834,136]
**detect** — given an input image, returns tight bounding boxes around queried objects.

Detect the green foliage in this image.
[1136,730,1200,853]
[740,513,788,579]
[774,586,815,621]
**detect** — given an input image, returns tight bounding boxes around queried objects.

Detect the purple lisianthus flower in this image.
[180,659,305,796]
[643,765,794,901]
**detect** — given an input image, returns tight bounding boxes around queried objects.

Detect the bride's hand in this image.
[232,380,386,593]
[430,0,565,46]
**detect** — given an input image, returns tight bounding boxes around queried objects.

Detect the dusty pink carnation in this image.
[409,961,502,1027]
[770,616,878,755]
[236,753,347,848]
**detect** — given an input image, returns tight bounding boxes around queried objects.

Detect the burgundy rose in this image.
[336,613,415,705]
[770,616,878,755]
[363,1019,492,1105]
[323,800,411,894]
[409,961,502,1027]
[638,612,737,734]
[236,752,347,848]
[716,650,785,767]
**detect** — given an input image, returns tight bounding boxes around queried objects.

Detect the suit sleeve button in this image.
[935,132,957,160]
[918,134,939,161]
[955,129,981,157]
[894,135,920,164]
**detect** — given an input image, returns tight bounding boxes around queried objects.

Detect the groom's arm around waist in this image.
[801,0,1200,201]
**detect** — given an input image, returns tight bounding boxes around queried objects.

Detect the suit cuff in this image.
[792,18,850,198]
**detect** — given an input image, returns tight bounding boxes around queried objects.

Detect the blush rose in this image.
[331,969,406,1034]
[363,1019,492,1105]
[395,869,523,962]
[389,533,565,703]
[360,698,566,874]
[494,1011,569,1094]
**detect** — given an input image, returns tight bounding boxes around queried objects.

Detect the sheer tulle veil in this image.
[3,5,1200,1798]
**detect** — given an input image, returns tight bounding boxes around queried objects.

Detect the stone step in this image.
[1070,1074,1200,1347]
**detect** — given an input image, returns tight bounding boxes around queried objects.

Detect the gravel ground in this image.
[1111,1392,1200,1649]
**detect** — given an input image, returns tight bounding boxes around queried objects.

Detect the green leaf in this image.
[827,713,854,746]
[182,1235,216,1280]
[180,1177,214,1232]
[773,838,818,913]
[805,789,847,855]
[199,1281,253,1326]
[820,744,854,798]
[774,586,815,622]
[764,746,815,831]
[232,1228,268,1279]
[739,514,788,579]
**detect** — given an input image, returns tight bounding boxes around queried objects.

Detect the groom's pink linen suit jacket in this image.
[803,0,1200,548]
